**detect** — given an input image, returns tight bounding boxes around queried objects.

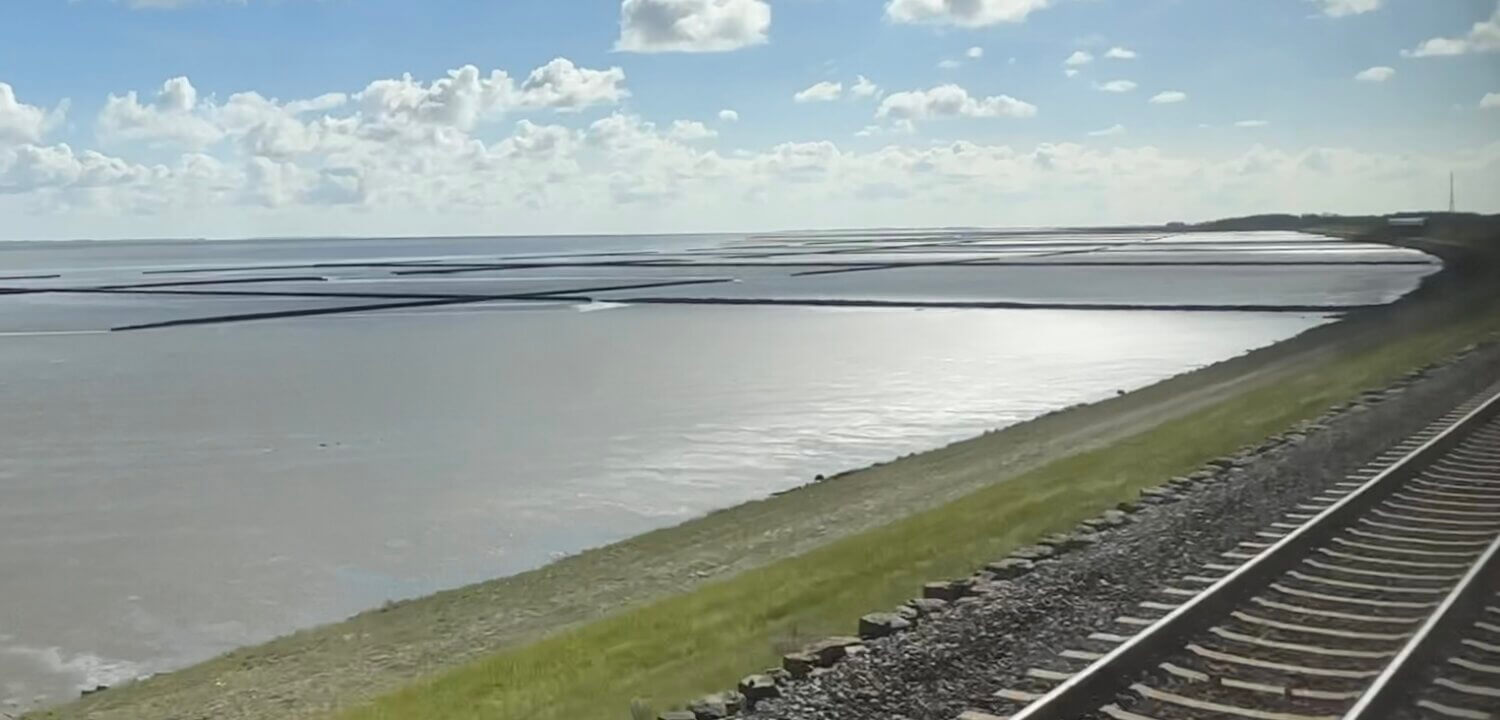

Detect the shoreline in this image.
[28,221,1500,720]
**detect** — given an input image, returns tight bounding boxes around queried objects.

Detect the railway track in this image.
[966,386,1500,720]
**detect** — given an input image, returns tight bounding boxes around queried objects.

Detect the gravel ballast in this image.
[742,340,1500,720]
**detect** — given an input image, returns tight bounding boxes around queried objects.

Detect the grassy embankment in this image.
[336,220,1500,719]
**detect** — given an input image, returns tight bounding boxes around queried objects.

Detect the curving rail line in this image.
[971,385,1500,720]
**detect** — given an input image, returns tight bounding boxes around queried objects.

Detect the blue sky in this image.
[0,0,1497,240]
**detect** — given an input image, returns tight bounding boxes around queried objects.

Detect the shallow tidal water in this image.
[0,230,1438,709]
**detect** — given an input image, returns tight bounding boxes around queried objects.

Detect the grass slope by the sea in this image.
[337,279,1500,717]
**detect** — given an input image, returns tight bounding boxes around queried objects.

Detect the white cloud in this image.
[353,59,625,133]
[1407,38,1471,57]
[1482,92,1500,109]
[517,58,629,111]
[1064,68,1080,78]
[586,112,653,151]
[0,83,64,146]
[1095,80,1137,93]
[284,93,349,116]
[1149,90,1187,104]
[98,77,225,148]
[495,120,578,161]
[157,76,195,113]
[580,115,738,206]
[852,121,916,138]
[1403,3,1500,57]
[1313,0,1381,17]
[616,0,771,53]
[669,119,717,141]
[243,156,367,208]
[941,48,984,69]
[8,114,1500,238]
[241,156,303,207]
[851,75,881,99]
[217,92,358,159]
[1064,50,1093,67]
[794,81,843,103]
[22,45,1500,238]
[0,143,154,194]
[82,58,627,199]
[1087,124,1125,137]
[1104,47,1137,59]
[1236,119,1270,127]
[876,84,1037,122]
[355,67,518,132]
[885,0,1052,27]
[752,141,841,183]
[1354,66,1395,83]
[718,109,739,122]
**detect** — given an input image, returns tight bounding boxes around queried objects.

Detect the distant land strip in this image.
[779,239,1176,276]
[788,265,892,277]
[597,296,1380,313]
[107,277,735,331]
[138,251,662,275]
[92,275,330,289]
[739,226,1167,241]
[76,288,471,300]
[141,262,452,275]
[788,254,1014,277]
[5,256,1442,284]
[100,256,1438,279]
[396,258,1437,277]
[788,259,1435,277]
[714,239,973,259]
[960,260,1435,266]
[389,260,672,275]
[2,259,1438,295]
[111,296,541,331]
[104,286,1373,331]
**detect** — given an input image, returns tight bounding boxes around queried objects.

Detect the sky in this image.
[0,0,1497,240]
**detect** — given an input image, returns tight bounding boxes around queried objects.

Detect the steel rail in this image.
[1007,386,1500,720]
[1342,529,1500,719]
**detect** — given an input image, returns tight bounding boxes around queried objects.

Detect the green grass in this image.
[338,303,1500,720]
